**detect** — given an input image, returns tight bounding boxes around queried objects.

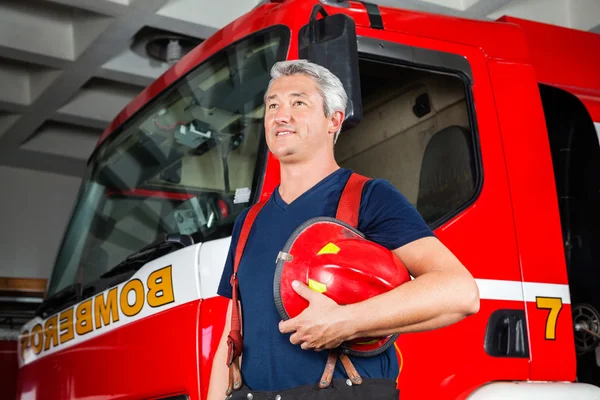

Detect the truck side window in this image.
[336,59,478,227]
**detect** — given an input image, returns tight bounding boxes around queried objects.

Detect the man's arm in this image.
[346,236,479,339]
[207,300,234,400]
[279,236,479,350]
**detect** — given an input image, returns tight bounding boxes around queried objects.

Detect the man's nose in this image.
[274,104,291,124]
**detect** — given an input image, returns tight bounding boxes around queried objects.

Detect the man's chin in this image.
[272,148,301,163]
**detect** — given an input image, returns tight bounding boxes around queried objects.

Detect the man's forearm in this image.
[344,270,479,340]
[207,300,234,400]
[207,332,230,400]
[348,312,466,339]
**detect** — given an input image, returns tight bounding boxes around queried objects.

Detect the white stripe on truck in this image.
[475,279,571,304]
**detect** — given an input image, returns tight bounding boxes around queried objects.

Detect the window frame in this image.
[355,35,484,230]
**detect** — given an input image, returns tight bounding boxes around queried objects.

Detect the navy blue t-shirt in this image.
[217,168,435,391]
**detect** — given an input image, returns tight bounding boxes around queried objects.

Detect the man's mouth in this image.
[276,130,295,137]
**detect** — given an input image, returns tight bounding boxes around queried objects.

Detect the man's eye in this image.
[268,104,277,109]
[293,101,305,106]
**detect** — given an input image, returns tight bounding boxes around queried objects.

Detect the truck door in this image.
[311,4,532,398]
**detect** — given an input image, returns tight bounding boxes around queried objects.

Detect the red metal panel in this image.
[259,152,281,202]
[498,16,600,121]
[1,340,18,400]
[397,301,529,400]
[577,94,600,123]
[487,60,570,286]
[499,16,600,105]
[487,60,576,381]
[371,2,530,62]
[16,302,204,400]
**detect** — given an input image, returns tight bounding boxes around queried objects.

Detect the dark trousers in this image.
[230,379,400,400]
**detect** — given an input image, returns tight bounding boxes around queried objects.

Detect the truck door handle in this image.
[484,309,529,358]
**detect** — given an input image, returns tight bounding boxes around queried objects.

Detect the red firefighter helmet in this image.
[274,216,411,357]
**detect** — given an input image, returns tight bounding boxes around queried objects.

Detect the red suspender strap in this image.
[336,172,370,228]
[227,200,267,364]
[226,199,267,394]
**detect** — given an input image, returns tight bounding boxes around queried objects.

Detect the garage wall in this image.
[0,166,81,280]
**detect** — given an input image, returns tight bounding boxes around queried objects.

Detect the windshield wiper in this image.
[35,235,193,317]
[36,283,81,318]
[99,233,194,279]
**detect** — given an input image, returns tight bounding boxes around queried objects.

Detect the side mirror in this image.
[298,5,362,129]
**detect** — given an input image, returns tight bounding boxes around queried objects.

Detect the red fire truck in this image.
[13,0,600,399]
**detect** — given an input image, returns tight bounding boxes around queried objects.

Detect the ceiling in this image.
[0,0,598,179]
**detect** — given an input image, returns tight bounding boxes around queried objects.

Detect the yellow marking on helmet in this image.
[317,242,340,255]
[308,279,327,293]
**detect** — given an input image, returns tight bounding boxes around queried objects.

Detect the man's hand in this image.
[278,280,352,351]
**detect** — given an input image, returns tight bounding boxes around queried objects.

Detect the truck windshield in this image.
[46,27,289,297]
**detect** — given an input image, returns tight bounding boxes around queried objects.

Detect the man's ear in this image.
[328,110,345,134]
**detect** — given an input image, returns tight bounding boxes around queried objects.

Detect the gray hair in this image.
[265,59,348,143]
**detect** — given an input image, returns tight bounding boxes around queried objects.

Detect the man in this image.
[207,59,480,400]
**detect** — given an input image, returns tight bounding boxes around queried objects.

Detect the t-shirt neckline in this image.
[273,168,349,211]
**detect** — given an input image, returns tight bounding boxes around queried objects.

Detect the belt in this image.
[229,378,399,400]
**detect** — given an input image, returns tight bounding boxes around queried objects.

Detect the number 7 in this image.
[536,297,563,340]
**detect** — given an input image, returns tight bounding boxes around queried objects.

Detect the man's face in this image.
[264,74,343,164]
